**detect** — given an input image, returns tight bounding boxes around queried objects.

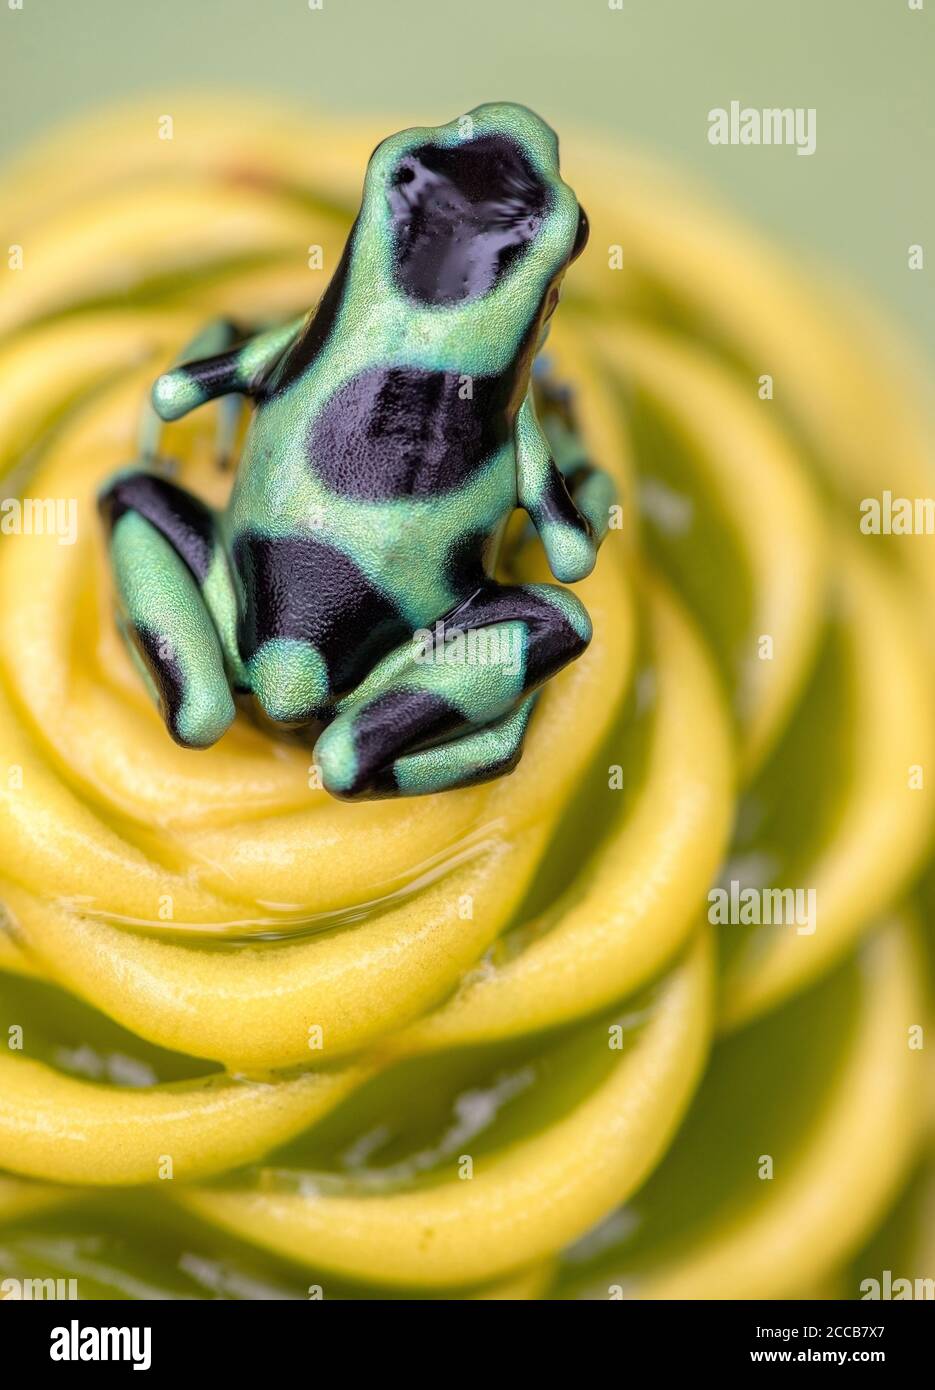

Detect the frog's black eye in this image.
[571,205,590,261]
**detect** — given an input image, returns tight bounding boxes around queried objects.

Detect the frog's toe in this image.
[112,611,235,750]
[166,662,237,750]
[315,689,462,799]
[100,495,235,749]
[542,522,597,583]
[248,637,330,726]
[314,718,360,798]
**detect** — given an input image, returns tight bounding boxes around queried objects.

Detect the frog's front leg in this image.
[516,393,616,583]
[150,314,306,424]
[314,581,591,799]
[98,472,242,748]
[138,318,249,467]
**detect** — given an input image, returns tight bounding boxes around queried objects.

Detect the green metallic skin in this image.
[98,103,615,799]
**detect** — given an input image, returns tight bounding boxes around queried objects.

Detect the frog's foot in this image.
[245,638,331,729]
[373,693,539,797]
[98,470,241,748]
[530,365,617,549]
[314,582,591,799]
[139,318,255,471]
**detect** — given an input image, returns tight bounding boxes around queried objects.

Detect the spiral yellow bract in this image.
[0,100,932,1299]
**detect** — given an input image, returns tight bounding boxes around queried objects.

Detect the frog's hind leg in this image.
[98,471,241,748]
[384,693,539,797]
[314,582,590,799]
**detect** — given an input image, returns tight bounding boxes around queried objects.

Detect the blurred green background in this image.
[2,0,932,354]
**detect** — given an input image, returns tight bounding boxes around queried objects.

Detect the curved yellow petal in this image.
[397,572,731,1052]
[0,1051,367,1187]
[182,929,713,1290]
[720,541,935,1027]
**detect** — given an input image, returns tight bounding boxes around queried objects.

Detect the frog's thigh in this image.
[235,531,405,725]
[99,472,235,748]
[315,581,590,799]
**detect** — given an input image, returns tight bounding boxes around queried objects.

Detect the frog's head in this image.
[359,102,587,348]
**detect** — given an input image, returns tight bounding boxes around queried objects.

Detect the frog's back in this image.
[238,103,569,521]
[225,101,582,647]
[300,360,515,502]
[232,356,517,571]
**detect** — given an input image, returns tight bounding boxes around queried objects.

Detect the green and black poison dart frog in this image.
[98,102,615,799]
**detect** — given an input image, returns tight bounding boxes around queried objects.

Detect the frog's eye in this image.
[571,205,590,261]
